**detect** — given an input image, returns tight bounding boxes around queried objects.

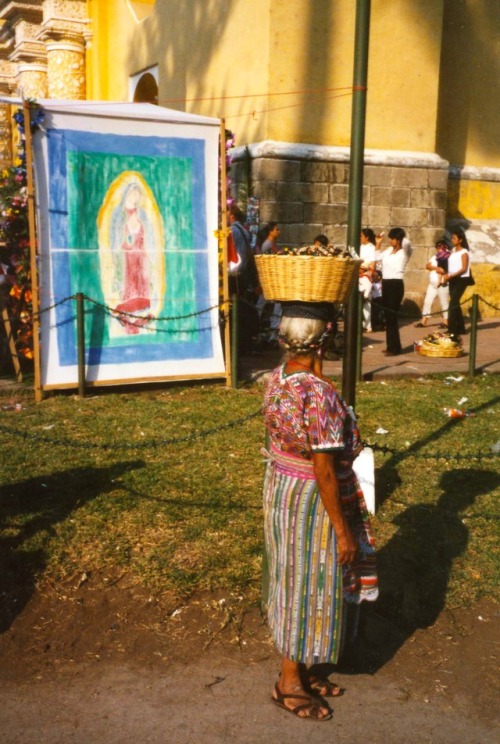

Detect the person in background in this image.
[262,302,378,721]
[313,234,329,247]
[442,227,473,338]
[257,221,282,344]
[228,204,252,292]
[414,239,450,329]
[227,205,259,353]
[360,228,376,266]
[377,227,412,356]
[370,270,385,331]
[358,229,376,332]
[259,222,281,254]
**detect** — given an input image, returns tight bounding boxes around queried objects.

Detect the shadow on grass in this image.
[0,460,145,633]
[336,466,500,676]
[375,393,500,510]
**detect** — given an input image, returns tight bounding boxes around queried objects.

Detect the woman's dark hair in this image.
[361,228,376,244]
[264,221,278,236]
[388,227,406,244]
[313,234,329,246]
[229,204,245,223]
[452,227,470,251]
[436,238,449,249]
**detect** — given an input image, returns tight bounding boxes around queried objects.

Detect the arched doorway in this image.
[133,71,158,105]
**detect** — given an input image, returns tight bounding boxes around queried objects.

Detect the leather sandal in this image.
[307,676,344,698]
[271,683,332,721]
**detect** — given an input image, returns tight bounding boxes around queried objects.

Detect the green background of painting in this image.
[66,150,198,347]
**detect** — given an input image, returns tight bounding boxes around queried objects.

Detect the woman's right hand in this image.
[336,527,357,565]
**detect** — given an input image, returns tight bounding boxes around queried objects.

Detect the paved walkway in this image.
[241,317,500,383]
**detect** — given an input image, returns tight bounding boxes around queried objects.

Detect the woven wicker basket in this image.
[254,254,362,303]
[418,342,463,358]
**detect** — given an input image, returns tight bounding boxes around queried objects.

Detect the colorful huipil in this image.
[262,365,378,665]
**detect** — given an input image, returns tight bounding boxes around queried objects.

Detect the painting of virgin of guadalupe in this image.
[97,171,166,337]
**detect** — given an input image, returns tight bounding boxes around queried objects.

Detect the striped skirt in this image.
[262,445,378,665]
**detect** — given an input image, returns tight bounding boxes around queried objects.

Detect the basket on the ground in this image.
[417,341,464,358]
[254,254,362,303]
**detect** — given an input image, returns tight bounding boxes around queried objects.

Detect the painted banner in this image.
[32,102,224,387]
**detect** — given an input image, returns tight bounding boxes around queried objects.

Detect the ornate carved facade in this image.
[0,0,90,166]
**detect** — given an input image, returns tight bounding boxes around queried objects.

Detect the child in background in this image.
[370,270,385,331]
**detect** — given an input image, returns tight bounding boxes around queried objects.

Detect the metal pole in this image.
[220,118,233,388]
[76,292,86,397]
[342,0,371,407]
[356,291,364,381]
[231,293,239,388]
[23,100,43,402]
[468,293,479,378]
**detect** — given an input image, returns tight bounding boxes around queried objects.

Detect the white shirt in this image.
[381,239,412,279]
[448,248,470,278]
[371,280,382,299]
[427,256,442,288]
[359,242,375,266]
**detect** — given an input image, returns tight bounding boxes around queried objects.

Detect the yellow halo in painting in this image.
[97,170,165,338]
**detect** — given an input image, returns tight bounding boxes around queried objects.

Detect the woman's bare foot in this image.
[306,674,344,698]
[275,659,331,720]
[272,682,331,720]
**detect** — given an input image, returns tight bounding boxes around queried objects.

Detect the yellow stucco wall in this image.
[436,0,500,171]
[86,0,446,152]
[448,179,500,220]
[85,0,500,221]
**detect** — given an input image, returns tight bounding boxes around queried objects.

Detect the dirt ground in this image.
[0,571,498,744]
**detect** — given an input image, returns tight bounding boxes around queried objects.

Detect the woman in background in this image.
[442,227,472,338]
[377,227,412,356]
[415,239,450,329]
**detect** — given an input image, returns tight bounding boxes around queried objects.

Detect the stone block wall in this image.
[230,142,449,305]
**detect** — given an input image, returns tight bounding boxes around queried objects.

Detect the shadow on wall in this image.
[125,1,236,109]
[436,0,500,168]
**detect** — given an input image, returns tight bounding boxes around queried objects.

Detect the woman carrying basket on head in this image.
[262,302,378,721]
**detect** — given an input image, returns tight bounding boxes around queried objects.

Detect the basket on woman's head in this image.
[254,248,362,304]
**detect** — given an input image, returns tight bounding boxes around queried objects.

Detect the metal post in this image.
[231,293,238,388]
[220,118,233,388]
[356,291,364,381]
[342,0,371,407]
[468,293,479,378]
[76,292,86,397]
[23,100,43,402]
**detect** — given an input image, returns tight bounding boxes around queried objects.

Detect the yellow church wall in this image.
[448,178,500,221]
[85,0,499,221]
[86,0,139,101]
[86,0,271,144]
[437,0,500,171]
[266,0,444,153]
[86,0,447,154]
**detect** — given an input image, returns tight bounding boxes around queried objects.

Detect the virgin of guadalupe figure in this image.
[98,172,165,337]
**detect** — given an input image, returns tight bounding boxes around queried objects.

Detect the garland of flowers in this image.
[0,104,44,360]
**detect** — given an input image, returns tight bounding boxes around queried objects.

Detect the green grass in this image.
[0,374,498,628]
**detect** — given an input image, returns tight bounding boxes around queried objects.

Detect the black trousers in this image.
[448,277,468,336]
[382,278,404,354]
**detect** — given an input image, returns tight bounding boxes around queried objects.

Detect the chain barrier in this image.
[382,295,473,320]
[0,416,498,460]
[31,294,230,323]
[363,440,499,461]
[0,408,262,451]
[21,292,500,325]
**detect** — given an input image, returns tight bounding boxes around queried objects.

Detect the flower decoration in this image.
[0,104,43,361]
